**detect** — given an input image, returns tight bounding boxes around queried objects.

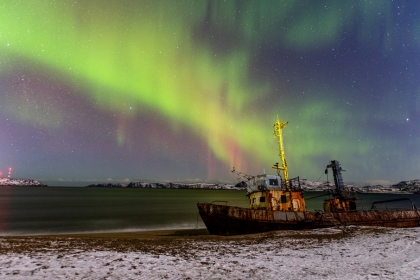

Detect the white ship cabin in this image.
[247,174,306,211]
[246,174,282,193]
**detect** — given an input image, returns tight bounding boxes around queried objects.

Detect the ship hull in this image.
[197,203,420,235]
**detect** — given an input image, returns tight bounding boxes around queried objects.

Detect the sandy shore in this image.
[43,228,212,239]
[0,228,214,254]
[1,227,420,279]
[0,227,363,255]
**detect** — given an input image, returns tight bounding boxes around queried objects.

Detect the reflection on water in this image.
[0,186,11,232]
[0,187,419,235]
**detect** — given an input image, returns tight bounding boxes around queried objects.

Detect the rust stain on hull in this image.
[197,203,420,235]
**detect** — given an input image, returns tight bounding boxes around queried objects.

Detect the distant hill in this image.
[87,179,420,193]
[391,179,420,192]
[0,178,47,186]
[87,182,240,190]
[2,177,418,191]
[298,179,409,193]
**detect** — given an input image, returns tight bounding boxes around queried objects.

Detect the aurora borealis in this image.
[1,1,419,186]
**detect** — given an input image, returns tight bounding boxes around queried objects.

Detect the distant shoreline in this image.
[86,182,242,190]
[1,177,420,193]
[85,179,420,194]
[0,178,47,187]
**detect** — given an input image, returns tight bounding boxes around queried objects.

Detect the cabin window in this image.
[269,179,278,186]
[260,196,266,202]
[280,195,287,203]
[252,198,256,203]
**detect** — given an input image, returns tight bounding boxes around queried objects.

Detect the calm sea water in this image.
[0,186,419,235]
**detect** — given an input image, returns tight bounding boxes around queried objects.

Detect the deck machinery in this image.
[323,160,357,213]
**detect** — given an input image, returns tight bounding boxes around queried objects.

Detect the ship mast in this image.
[272,116,289,189]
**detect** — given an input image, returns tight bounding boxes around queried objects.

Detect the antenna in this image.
[231,167,254,182]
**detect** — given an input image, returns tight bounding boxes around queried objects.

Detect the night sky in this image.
[1,0,419,186]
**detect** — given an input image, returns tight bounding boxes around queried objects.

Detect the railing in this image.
[370,198,417,211]
[246,176,302,193]
[209,200,228,206]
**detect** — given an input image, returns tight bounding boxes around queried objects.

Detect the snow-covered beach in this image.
[0,227,419,279]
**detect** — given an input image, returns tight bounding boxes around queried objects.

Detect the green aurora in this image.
[1,1,419,185]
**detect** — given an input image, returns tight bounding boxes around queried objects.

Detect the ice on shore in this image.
[0,227,419,279]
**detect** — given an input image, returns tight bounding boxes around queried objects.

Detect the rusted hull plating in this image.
[197,203,420,235]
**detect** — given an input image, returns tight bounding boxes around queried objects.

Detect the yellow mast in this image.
[272,116,289,188]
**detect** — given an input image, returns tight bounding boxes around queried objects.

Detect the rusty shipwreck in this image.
[197,117,420,235]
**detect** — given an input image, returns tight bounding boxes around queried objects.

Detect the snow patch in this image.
[0,228,419,279]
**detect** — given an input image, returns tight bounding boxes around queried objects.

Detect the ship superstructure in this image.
[233,117,305,212]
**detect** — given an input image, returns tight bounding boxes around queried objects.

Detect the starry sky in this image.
[1,0,419,186]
